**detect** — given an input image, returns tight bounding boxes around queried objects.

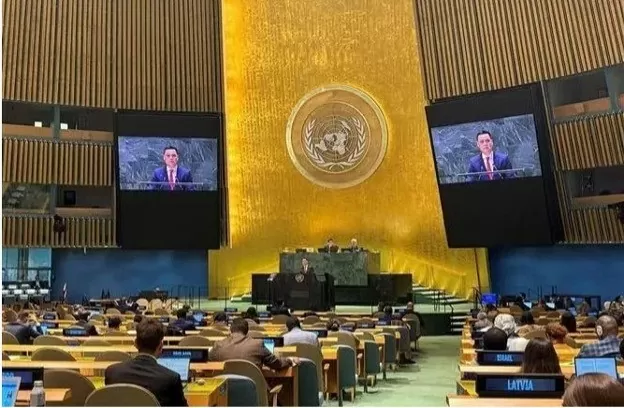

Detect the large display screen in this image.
[115,111,222,249]
[426,84,563,248]
[117,137,218,191]
[431,114,542,184]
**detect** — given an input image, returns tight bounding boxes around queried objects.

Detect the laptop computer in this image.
[2,377,21,407]
[158,357,191,384]
[2,368,44,390]
[574,357,618,379]
[262,337,284,353]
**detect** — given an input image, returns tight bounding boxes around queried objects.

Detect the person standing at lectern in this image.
[300,258,314,274]
[467,130,513,182]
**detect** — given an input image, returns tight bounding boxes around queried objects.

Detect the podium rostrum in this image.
[279,251,380,286]
[270,272,335,311]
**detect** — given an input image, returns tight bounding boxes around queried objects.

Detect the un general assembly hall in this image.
[2,0,624,406]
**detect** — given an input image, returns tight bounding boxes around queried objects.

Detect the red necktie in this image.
[485,157,493,180]
[168,169,175,190]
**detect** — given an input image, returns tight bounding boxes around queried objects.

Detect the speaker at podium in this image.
[270,272,335,311]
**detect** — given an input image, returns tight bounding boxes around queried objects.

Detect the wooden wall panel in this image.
[2,137,113,186]
[3,0,223,112]
[555,172,624,244]
[2,215,115,247]
[414,0,624,100]
[552,113,624,171]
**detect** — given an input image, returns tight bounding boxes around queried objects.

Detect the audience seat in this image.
[379,332,397,380]
[270,315,289,325]
[223,359,283,406]
[82,339,112,347]
[85,384,160,406]
[335,345,357,406]
[33,335,67,346]
[178,336,212,347]
[296,358,321,406]
[106,308,122,315]
[2,331,19,345]
[199,328,225,337]
[214,374,259,406]
[302,316,321,324]
[44,369,96,406]
[94,351,133,362]
[32,348,76,362]
[291,343,328,395]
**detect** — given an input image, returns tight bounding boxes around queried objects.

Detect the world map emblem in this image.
[286,85,388,188]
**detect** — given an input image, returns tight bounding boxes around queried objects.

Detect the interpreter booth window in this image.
[2,248,52,284]
[547,63,624,121]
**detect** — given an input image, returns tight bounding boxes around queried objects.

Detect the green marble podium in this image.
[279,251,380,286]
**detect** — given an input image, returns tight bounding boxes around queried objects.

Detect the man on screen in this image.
[150,146,194,191]
[467,130,513,182]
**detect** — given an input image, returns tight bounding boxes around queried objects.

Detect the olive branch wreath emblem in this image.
[303,118,367,171]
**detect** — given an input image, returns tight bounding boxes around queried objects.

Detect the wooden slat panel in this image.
[3,0,223,111]
[2,215,115,247]
[416,0,624,100]
[1,138,113,186]
[552,113,624,171]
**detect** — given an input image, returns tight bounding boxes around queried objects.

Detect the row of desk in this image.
[446,317,624,406]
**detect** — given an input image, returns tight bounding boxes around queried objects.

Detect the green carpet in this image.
[325,336,459,406]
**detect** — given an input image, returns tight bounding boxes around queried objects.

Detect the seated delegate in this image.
[105,318,188,407]
[521,338,562,374]
[283,317,318,346]
[4,311,40,344]
[482,327,508,351]
[494,313,529,351]
[563,373,624,406]
[578,315,621,357]
[209,318,298,370]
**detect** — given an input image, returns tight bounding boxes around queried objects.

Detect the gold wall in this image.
[415,0,624,100]
[211,0,489,299]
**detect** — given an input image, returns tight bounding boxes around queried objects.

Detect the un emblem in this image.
[286,85,388,188]
[295,273,305,283]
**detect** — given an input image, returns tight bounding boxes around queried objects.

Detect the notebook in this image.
[575,357,618,379]
[158,358,190,383]
[2,377,21,407]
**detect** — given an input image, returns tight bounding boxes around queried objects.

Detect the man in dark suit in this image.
[209,318,298,370]
[150,146,194,191]
[467,130,513,182]
[4,311,40,344]
[105,318,188,407]
[170,309,196,332]
[324,238,339,253]
[300,258,314,274]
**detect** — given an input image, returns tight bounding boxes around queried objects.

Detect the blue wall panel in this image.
[489,245,624,302]
[52,249,208,302]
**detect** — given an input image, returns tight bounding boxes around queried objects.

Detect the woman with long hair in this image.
[521,338,562,374]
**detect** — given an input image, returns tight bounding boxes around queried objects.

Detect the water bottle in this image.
[30,380,45,407]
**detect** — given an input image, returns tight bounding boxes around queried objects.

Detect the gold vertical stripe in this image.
[3,0,223,111]
[552,113,624,171]
[415,0,624,99]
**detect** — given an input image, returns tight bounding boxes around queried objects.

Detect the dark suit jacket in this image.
[4,322,40,344]
[467,152,513,182]
[208,333,292,371]
[150,167,193,191]
[300,266,314,274]
[170,318,196,332]
[105,354,188,407]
